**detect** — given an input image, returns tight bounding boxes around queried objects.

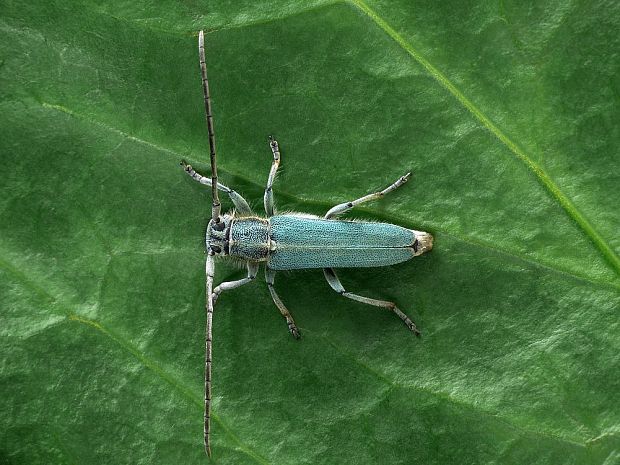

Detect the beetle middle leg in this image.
[265,268,301,339]
[264,136,281,217]
[211,261,259,306]
[323,268,420,335]
[324,172,411,219]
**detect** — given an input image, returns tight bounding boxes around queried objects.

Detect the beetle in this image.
[182,31,433,457]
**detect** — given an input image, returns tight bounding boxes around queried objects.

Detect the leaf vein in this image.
[66,314,272,465]
[314,330,591,449]
[346,0,620,275]
[0,249,271,463]
[37,100,619,291]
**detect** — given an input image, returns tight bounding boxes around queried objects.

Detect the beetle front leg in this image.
[181,161,253,215]
[263,136,281,217]
[265,268,300,339]
[211,261,259,306]
[324,172,411,219]
[323,268,420,335]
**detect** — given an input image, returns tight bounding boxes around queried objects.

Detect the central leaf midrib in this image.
[346,0,620,275]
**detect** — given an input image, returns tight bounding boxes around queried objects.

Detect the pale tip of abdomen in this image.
[412,231,433,256]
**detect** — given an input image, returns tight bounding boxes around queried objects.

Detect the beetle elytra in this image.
[182,30,433,457]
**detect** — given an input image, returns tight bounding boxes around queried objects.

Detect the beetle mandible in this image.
[181,30,433,457]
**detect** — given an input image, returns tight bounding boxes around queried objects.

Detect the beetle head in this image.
[206,214,232,256]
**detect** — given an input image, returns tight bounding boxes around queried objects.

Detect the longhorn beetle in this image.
[181,30,434,457]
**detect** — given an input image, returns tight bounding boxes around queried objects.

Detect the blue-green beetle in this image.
[182,31,433,457]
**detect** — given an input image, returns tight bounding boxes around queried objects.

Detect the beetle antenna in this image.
[199,30,222,222]
[204,251,215,457]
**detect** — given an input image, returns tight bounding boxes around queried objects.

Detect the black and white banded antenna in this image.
[199,29,216,458]
[198,30,221,223]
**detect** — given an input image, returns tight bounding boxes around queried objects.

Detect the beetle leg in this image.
[324,172,411,219]
[180,161,253,215]
[264,136,281,217]
[323,268,420,335]
[211,261,259,306]
[265,268,300,339]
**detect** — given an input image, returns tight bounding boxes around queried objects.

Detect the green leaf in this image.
[1,1,619,464]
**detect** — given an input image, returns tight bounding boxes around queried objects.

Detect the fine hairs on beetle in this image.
[181,30,433,457]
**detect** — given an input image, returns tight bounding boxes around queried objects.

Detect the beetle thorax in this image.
[206,214,233,256]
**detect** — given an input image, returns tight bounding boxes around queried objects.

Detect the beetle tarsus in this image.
[289,323,301,339]
[405,319,421,336]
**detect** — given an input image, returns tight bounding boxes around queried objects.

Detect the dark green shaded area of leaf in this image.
[1,1,619,464]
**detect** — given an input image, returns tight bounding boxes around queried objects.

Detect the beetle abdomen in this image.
[267,214,424,270]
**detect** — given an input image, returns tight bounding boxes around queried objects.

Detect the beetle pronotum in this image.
[182,30,433,457]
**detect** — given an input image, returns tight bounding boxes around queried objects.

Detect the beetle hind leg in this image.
[265,268,301,339]
[323,268,420,335]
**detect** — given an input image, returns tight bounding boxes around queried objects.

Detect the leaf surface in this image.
[1,1,619,464]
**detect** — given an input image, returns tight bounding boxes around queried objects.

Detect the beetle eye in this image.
[212,221,226,232]
[210,245,222,254]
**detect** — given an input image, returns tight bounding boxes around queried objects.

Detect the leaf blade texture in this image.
[1,1,619,464]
